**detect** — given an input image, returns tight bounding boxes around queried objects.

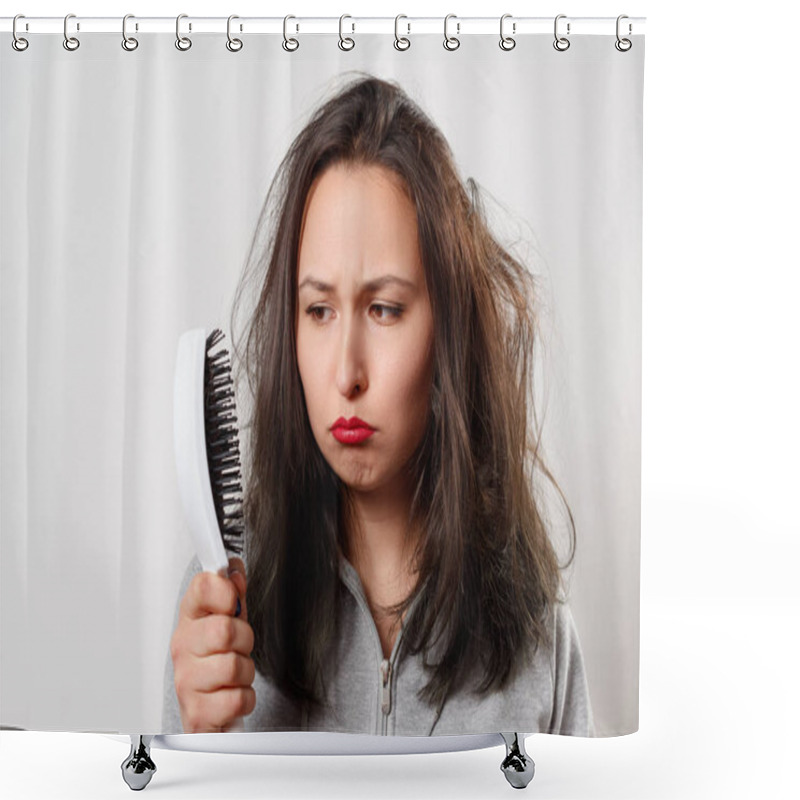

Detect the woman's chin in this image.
[331,457,382,494]
[338,472,380,494]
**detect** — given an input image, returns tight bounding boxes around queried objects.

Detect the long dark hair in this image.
[230,73,576,716]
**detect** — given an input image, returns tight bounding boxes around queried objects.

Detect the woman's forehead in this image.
[302,162,413,229]
[297,163,422,288]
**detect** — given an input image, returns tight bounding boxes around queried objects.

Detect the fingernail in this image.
[235,598,242,618]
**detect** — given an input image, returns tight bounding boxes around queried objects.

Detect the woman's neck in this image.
[343,479,421,613]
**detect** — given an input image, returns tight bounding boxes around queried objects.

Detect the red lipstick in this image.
[331,416,375,445]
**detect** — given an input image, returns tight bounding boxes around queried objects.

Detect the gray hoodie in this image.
[162,554,595,737]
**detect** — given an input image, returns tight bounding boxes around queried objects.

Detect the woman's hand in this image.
[170,556,256,733]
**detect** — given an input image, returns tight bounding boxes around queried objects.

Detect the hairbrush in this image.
[173,327,246,732]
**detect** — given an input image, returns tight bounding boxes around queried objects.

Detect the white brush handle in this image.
[174,328,245,733]
[174,328,230,573]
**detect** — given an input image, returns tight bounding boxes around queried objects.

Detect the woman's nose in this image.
[335,314,368,397]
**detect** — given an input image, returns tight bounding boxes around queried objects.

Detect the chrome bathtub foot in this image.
[500,732,535,789]
[121,735,156,790]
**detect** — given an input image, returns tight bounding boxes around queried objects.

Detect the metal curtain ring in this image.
[63,13,80,51]
[122,14,139,51]
[553,14,570,52]
[394,14,410,51]
[615,14,632,51]
[176,13,192,51]
[443,14,460,51]
[283,15,299,51]
[339,14,355,51]
[227,15,243,52]
[12,14,29,51]
[499,13,516,51]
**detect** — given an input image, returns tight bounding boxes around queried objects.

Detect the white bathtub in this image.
[109,731,535,790]
[107,730,502,755]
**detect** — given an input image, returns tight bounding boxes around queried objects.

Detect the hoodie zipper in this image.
[380,658,392,735]
[338,556,422,736]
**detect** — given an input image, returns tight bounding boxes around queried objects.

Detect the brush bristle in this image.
[204,328,244,555]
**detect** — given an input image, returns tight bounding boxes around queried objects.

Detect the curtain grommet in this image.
[12,14,29,51]
[121,14,139,52]
[226,15,243,52]
[283,15,299,52]
[553,14,570,52]
[63,13,80,51]
[499,14,516,51]
[175,13,192,51]
[394,15,410,51]
[338,15,355,51]
[443,14,460,51]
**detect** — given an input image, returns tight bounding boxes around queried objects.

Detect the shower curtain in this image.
[0,17,644,739]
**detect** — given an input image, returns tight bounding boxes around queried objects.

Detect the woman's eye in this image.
[305,304,403,323]
[371,304,403,322]
[306,306,331,322]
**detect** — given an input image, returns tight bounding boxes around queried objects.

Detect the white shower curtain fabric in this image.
[0,30,644,737]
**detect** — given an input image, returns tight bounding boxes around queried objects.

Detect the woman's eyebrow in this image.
[298,275,416,294]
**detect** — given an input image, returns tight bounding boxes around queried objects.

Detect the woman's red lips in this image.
[332,417,374,431]
[331,417,375,444]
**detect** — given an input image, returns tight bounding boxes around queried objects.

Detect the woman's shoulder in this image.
[550,598,580,648]
[546,598,595,736]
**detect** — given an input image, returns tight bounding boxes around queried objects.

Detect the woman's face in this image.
[296,162,434,495]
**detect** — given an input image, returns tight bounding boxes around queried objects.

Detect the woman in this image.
[164,74,594,737]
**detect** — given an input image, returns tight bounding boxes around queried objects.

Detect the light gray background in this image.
[3,0,797,799]
[1,16,642,737]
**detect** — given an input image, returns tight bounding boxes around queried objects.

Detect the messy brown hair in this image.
[231,73,575,719]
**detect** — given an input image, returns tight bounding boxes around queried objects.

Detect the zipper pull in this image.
[380,658,392,715]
